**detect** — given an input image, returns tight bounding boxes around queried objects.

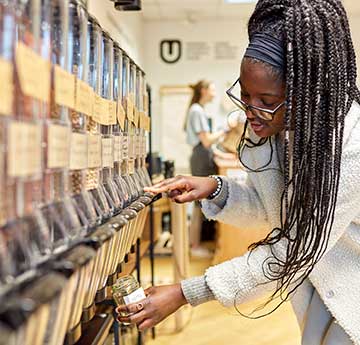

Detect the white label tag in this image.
[69,133,88,170]
[113,136,121,162]
[102,137,114,168]
[123,287,146,305]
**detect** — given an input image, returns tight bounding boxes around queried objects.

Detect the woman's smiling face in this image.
[240,58,286,138]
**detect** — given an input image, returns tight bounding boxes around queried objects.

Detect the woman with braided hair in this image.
[116,0,360,343]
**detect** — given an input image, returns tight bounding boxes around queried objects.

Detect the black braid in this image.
[236,0,360,318]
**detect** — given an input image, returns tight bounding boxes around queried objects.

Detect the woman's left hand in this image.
[116,284,188,331]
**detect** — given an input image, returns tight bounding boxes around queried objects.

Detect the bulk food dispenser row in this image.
[0,0,154,344]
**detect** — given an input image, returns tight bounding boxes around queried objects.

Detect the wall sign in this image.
[160,40,182,64]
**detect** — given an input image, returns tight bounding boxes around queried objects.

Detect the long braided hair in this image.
[238,0,360,313]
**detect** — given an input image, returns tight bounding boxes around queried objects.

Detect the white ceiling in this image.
[141,0,360,22]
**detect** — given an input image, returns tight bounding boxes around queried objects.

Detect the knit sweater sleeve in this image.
[201,175,270,232]
[181,114,360,308]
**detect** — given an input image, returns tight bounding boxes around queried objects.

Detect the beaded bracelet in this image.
[207,175,223,200]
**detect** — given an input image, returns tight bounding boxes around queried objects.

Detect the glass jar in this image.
[139,71,152,187]
[121,54,139,202]
[128,60,142,196]
[41,0,82,250]
[112,43,131,209]
[100,30,122,214]
[86,14,112,223]
[112,275,146,323]
[133,67,148,189]
[6,0,52,274]
[68,0,98,230]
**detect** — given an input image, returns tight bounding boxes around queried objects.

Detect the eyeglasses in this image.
[226,78,285,121]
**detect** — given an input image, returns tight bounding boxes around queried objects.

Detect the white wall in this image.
[87,0,144,67]
[143,19,249,162]
[144,14,360,167]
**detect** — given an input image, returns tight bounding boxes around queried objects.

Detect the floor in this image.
[140,255,302,345]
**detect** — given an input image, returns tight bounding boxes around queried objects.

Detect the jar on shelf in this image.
[128,59,143,196]
[86,14,112,223]
[5,0,52,275]
[121,53,139,202]
[139,70,152,187]
[41,0,82,250]
[67,0,98,230]
[112,42,131,209]
[99,30,122,214]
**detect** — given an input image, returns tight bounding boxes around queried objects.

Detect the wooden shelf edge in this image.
[75,312,113,345]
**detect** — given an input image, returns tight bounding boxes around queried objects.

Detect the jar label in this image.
[102,137,114,168]
[0,58,14,116]
[75,79,93,116]
[128,160,135,175]
[48,124,70,168]
[145,116,151,132]
[113,136,122,162]
[92,94,103,124]
[15,42,51,103]
[117,102,126,130]
[133,108,140,128]
[54,65,76,109]
[126,95,134,122]
[8,122,41,177]
[87,134,102,168]
[139,111,146,129]
[108,100,117,125]
[69,133,87,170]
[123,287,146,305]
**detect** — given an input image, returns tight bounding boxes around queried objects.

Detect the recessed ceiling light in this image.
[224,0,257,4]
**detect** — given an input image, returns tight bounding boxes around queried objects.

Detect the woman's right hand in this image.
[144,175,218,203]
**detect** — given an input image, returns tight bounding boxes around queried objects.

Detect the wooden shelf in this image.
[75,312,113,345]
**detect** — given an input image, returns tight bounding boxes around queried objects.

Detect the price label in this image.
[48,124,70,168]
[117,101,126,130]
[15,42,51,103]
[113,136,121,162]
[145,116,151,132]
[126,96,134,122]
[108,100,117,125]
[92,94,103,124]
[8,122,41,177]
[75,79,93,116]
[69,133,87,170]
[133,108,140,128]
[102,137,114,168]
[139,111,145,129]
[0,58,14,116]
[54,65,76,109]
[87,134,102,168]
[143,94,149,114]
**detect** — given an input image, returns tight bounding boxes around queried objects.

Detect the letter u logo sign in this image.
[160,40,182,64]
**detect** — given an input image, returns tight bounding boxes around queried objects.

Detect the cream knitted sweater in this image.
[181,103,360,344]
